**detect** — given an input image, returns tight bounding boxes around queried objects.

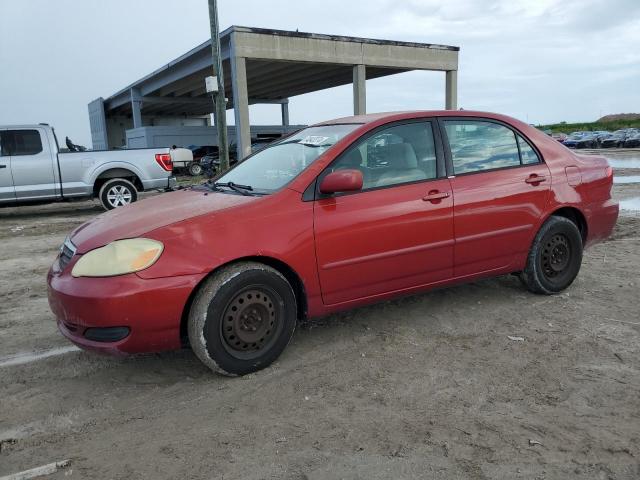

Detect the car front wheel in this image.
[520,216,583,295]
[188,262,297,376]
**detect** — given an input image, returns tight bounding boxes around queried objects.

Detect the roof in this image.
[0,124,53,129]
[100,26,459,118]
[314,110,551,145]
[319,110,521,125]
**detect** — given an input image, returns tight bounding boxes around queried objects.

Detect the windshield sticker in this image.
[299,136,330,146]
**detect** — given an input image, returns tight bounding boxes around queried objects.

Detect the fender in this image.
[87,160,145,187]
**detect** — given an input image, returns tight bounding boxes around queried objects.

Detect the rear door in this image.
[0,130,16,202]
[8,128,58,200]
[314,120,454,305]
[440,118,551,277]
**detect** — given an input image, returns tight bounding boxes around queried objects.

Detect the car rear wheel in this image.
[98,178,138,210]
[188,262,297,376]
[520,216,583,295]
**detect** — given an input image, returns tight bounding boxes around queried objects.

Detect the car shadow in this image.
[59,274,527,382]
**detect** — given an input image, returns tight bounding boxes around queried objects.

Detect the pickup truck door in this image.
[0,130,16,202]
[6,128,58,200]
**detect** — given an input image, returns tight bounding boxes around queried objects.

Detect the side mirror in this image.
[319,169,363,194]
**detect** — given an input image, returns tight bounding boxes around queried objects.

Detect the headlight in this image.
[71,238,163,278]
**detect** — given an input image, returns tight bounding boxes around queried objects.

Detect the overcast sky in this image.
[1,0,638,146]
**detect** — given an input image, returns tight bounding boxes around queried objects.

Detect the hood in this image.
[70,188,258,253]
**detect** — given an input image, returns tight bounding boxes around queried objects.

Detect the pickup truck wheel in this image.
[99,178,138,210]
[188,262,297,376]
[520,216,583,295]
[188,162,203,176]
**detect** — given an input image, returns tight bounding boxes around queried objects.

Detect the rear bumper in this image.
[47,265,203,355]
[585,199,619,248]
[142,176,176,191]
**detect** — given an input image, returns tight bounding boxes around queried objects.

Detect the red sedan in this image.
[48,111,618,376]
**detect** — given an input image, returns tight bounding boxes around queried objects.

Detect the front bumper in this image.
[47,258,203,355]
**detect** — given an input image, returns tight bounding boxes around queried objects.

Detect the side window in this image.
[9,130,43,156]
[0,132,9,156]
[517,135,540,164]
[331,122,437,190]
[444,121,520,174]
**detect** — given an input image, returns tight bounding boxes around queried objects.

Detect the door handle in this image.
[422,191,450,202]
[525,174,546,184]
[0,164,6,169]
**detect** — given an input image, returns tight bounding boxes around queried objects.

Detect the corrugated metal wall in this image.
[87,98,109,150]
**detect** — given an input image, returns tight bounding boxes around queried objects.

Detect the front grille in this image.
[58,238,77,271]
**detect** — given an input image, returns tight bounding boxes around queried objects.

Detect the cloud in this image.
[0,0,638,144]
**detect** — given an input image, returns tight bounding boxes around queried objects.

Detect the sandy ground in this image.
[1,152,639,479]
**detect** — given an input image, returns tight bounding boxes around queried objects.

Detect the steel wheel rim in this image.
[106,185,133,207]
[192,164,202,175]
[220,286,283,360]
[541,233,571,278]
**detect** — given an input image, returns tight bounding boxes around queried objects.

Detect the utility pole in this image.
[208,0,229,172]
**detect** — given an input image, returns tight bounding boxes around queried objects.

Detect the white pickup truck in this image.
[0,124,181,210]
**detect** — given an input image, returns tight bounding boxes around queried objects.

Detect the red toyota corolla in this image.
[48,111,618,376]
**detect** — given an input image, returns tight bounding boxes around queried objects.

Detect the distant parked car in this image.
[600,133,626,148]
[201,139,275,176]
[623,132,640,148]
[551,132,567,142]
[188,145,219,161]
[591,131,611,145]
[181,145,220,176]
[563,134,597,149]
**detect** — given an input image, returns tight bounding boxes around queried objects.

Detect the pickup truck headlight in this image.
[71,239,163,278]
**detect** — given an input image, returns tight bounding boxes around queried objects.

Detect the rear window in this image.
[2,130,44,156]
[444,121,520,174]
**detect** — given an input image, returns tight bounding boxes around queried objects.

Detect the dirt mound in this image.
[598,113,640,122]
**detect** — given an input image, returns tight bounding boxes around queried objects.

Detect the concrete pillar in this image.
[231,56,251,160]
[445,70,458,110]
[281,101,290,127]
[353,64,366,115]
[130,88,143,128]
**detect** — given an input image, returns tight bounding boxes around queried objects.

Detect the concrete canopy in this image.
[92,26,459,156]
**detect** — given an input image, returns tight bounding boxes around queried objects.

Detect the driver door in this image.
[0,130,16,202]
[313,120,454,305]
[7,128,57,200]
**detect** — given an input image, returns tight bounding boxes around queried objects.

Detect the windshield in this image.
[215,124,360,193]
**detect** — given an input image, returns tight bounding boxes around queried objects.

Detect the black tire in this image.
[188,162,203,176]
[188,262,297,376]
[520,216,583,295]
[98,178,138,210]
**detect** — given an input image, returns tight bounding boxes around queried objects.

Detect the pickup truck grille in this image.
[59,238,77,271]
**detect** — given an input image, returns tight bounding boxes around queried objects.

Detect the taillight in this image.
[605,165,613,179]
[155,153,173,172]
